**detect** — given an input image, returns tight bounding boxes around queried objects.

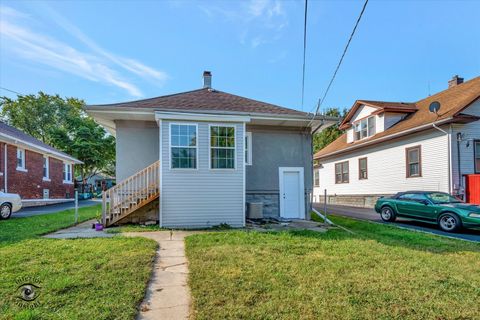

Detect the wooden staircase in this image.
[102,161,160,226]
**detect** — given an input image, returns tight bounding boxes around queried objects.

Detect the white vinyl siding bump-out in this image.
[161,120,245,228]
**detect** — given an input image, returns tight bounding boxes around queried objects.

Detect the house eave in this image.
[86,106,340,134]
[316,117,459,161]
[0,133,82,164]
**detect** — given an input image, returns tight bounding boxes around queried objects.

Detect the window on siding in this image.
[16,148,26,170]
[245,132,252,166]
[314,169,320,187]
[335,161,349,184]
[63,163,72,182]
[210,126,235,169]
[359,157,368,180]
[475,140,480,174]
[406,146,422,178]
[353,116,376,141]
[43,156,49,179]
[170,124,197,169]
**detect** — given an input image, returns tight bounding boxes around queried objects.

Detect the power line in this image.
[0,86,23,96]
[301,0,308,110]
[307,0,369,127]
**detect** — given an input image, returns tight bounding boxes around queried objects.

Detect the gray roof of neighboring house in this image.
[0,121,81,163]
[87,88,308,117]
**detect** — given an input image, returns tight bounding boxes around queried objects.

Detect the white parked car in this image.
[0,192,22,220]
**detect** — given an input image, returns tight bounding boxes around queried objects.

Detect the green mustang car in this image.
[374,191,480,232]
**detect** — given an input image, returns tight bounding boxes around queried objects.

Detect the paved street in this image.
[313,203,480,243]
[14,199,101,218]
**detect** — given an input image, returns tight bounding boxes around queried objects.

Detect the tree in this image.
[0,92,115,183]
[313,107,347,153]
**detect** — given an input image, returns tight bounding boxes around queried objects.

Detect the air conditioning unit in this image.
[247,202,263,220]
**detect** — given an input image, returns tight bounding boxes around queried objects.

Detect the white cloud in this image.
[200,0,288,48]
[42,5,168,83]
[0,5,168,97]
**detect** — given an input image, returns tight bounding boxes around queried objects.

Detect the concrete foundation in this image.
[322,194,393,208]
[246,192,279,218]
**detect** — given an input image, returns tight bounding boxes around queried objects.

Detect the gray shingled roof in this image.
[0,121,80,162]
[88,88,308,117]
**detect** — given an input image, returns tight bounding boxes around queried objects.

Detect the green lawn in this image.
[186,214,480,320]
[0,205,157,320]
[0,205,100,246]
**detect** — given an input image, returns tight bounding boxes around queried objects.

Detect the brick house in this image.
[0,122,82,202]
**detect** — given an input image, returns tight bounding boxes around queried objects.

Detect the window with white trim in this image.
[314,169,320,187]
[63,163,72,182]
[353,116,376,141]
[16,148,26,170]
[210,125,235,169]
[43,156,49,179]
[170,124,197,169]
[245,132,252,166]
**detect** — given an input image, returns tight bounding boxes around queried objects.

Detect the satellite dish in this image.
[429,101,441,114]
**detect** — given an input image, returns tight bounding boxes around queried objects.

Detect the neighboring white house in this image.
[87,71,338,228]
[313,75,480,207]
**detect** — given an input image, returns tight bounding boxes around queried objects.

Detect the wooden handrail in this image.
[102,161,160,226]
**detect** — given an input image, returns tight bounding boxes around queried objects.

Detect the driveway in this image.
[313,203,480,243]
[14,199,101,218]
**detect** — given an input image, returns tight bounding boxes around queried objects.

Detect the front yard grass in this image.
[186,214,480,320]
[0,205,157,320]
[0,205,100,246]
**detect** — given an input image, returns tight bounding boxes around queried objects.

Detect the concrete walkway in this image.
[125,231,196,320]
[44,219,114,238]
[44,224,196,319]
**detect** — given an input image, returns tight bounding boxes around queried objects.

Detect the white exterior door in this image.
[279,167,305,219]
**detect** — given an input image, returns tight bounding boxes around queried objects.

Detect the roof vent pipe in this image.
[203,71,212,89]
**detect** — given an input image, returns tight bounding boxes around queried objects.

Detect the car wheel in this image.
[438,213,462,233]
[380,206,396,222]
[0,203,12,220]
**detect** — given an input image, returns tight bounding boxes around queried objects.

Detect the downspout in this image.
[448,126,453,194]
[309,119,325,220]
[456,132,463,196]
[431,122,451,194]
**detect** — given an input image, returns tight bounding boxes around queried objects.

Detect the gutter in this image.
[86,106,340,123]
[316,117,456,160]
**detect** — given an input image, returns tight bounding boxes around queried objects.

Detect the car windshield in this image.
[427,192,463,204]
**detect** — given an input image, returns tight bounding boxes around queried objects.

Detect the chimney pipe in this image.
[448,75,464,88]
[203,71,212,89]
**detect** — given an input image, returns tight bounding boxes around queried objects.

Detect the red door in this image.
[465,174,480,204]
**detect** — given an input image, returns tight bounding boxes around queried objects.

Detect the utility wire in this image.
[301,0,308,110]
[0,86,23,96]
[307,0,369,127]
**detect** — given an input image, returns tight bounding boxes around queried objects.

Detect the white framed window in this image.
[43,156,50,181]
[210,125,235,169]
[170,123,198,169]
[63,163,72,183]
[16,148,27,171]
[353,116,376,141]
[314,169,320,187]
[245,132,252,166]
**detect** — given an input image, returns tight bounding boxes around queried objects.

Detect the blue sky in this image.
[1,0,479,113]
